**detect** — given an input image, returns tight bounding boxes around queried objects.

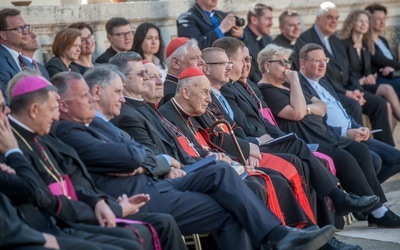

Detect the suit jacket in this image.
[45,56,80,78]
[0,44,31,99]
[299,73,362,135]
[341,38,372,78]
[177,3,228,50]
[301,26,361,94]
[272,34,307,71]
[0,192,46,248]
[53,117,170,199]
[243,26,272,83]
[111,98,196,165]
[371,36,400,73]
[220,80,285,139]
[160,73,178,107]
[95,46,118,64]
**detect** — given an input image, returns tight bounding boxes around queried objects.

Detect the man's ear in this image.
[250,15,258,25]
[28,102,39,119]
[203,64,210,75]
[58,100,68,113]
[171,57,180,70]
[91,85,101,102]
[299,59,306,70]
[182,87,190,100]
[106,34,112,43]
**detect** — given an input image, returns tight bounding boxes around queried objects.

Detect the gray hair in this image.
[299,43,324,60]
[109,51,142,75]
[51,72,84,97]
[166,38,199,68]
[84,64,126,91]
[316,2,337,17]
[257,44,293,73]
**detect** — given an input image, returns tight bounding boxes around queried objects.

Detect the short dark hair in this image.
[278,10,299,26]
[51,72,84,97]
[299,43,324,60]
[132,22,165,69]
[10,84,57,115]
[109,51,142,75]
[247,3,273,24]
[105,17,130,35]
[68,22,94,34]
[365,4,387,15]
[0,8,20,31]
[52,28,81,57]
[212,37,245,59]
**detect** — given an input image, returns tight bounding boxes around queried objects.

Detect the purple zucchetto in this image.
[11,76,51,98]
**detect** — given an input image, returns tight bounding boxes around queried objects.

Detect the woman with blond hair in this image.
[340,10,400,131]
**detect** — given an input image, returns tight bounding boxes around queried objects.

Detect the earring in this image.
[266,69,270,73]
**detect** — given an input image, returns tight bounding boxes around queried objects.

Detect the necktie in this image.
[32,59,38,69]
[243,83,262,109]
[108,121,122,137]
[324,37,334,57]
[18,54,26,70]
[218,94,233,120]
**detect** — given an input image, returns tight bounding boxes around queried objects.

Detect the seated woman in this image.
[45,28,81,78]
[258,43,400,228]
[365,4,400,95]
[132,23,167,80]
[340,10,400,131]
[68,22,96,74]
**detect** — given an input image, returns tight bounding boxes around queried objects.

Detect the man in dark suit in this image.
[0,8,34,100]
[95,17,133,64]
[298,42,400,228]
[177,0,244,50]
[273,10,307,71]
[300,2,394,146]
[53,64,336,250]
[160,37,205,106]
[243,3,273,83]
[21,30,50,80]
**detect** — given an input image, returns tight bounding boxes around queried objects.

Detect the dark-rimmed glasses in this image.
[81,34,94,44]
[111,31,134,39]
[268,59,292,68]
[2,24,30,33]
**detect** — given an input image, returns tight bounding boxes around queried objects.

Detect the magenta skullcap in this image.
[12,76,51,98]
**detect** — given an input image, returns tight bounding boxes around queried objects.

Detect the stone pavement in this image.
[335,174,400,249]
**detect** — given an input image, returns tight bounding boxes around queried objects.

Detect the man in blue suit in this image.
[0,8,33,100]
[21,30,50,80]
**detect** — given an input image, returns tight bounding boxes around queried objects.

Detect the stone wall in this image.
[5,0,400,63]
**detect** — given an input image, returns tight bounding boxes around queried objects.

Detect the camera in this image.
[235,16,245,27]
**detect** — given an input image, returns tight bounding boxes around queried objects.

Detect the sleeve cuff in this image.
[162,154,171,165]
[5,148,23,158]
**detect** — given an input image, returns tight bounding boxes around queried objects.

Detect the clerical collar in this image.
[290,39,297,46]
[8,114,35,133]
[256,36,263,41]
[171,97,190,119]
[124,95,144,101]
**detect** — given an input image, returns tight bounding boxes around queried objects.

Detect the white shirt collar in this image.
[8,114,35,133]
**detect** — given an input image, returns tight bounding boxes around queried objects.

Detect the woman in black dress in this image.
[258,43,399,228]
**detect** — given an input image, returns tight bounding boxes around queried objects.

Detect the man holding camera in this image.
[177,0,245,50]
[243,3,274,83]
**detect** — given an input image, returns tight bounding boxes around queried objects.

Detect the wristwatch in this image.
[307,105,312,115]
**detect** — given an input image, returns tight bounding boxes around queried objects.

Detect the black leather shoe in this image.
[335,193,379,215]
[272,225,335,250]
[352,212,367,221]
[320,237,362,250]
[368,209,400,228]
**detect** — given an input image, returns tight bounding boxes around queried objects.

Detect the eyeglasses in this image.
[206,61,233,67]
[2,24,30,33]
[244,56,252,63]
[81,34,94,44]
[306,58,330,64]
[126,70,148,78]
[111,30,134,39]
[268,59,292,68]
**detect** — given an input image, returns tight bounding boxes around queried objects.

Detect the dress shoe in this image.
[368,209,400,228]
[352,212,367,221]
[335,193,379,216]
[272,225,335,250]
[320,237,362,250]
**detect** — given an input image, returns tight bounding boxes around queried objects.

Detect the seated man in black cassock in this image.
[52,64,336,250]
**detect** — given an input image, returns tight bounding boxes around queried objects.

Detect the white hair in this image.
[316,2,337,17]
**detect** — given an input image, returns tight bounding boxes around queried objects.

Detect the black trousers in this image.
[319,140,387,208]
